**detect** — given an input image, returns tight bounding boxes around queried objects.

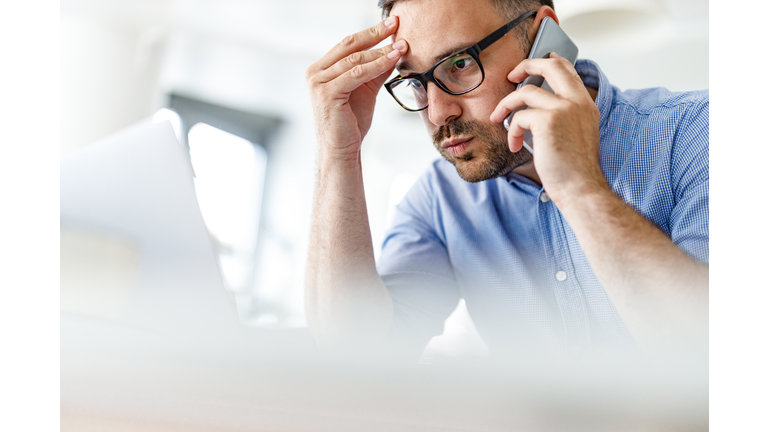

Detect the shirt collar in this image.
[574,59,613,132]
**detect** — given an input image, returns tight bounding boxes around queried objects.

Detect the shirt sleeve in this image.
[669,94,709,264]
[376,168,460,357]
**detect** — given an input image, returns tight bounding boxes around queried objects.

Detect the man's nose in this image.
[426,83,462,127]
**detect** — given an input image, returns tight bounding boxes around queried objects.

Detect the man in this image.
[304,0,708,361]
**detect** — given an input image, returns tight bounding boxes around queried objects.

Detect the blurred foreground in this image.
[61,120,707,431]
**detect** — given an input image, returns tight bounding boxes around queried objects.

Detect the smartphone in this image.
[503,17,578,154]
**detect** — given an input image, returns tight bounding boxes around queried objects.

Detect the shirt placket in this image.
[537,190,591,357]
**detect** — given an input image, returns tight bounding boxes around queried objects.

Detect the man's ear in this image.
[528,5,559,41]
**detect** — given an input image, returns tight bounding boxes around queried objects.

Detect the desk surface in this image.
[61,312,708,432]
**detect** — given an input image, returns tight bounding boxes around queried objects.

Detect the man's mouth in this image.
[442,137,474,158]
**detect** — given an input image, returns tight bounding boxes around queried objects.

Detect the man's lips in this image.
[442,137,473,157]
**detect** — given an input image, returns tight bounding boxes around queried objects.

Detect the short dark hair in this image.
[378,0,555,52]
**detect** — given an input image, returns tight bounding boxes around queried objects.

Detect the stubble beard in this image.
[432,119,532,183]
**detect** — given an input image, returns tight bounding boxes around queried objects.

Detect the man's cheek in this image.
[419,110,435,129]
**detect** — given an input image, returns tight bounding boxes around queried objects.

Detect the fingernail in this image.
[392,40,406,51]
[387,49,400,59]
[384,17,396,27]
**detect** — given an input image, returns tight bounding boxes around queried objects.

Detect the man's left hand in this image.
[490,53,606,209]
[491,55,709,356]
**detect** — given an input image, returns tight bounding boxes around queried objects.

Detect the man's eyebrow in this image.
[395,43,475,75]
[395,59,414,75]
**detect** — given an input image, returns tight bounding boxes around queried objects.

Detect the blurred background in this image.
[59,0,709,429]
[61,0,709,354]
[61,0,709,326]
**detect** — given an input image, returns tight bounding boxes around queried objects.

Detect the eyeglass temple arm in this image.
[475,10,538,52]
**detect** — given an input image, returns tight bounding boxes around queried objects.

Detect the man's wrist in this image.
[317,144,362,171]
[552,180,617,220]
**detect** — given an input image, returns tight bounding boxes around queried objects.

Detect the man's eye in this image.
[451,57,473,71]
[408,80,423,89]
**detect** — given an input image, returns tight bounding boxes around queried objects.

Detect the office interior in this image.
[60,0,709,430]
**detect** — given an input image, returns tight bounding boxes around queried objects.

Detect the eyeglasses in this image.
[384,10,537,112]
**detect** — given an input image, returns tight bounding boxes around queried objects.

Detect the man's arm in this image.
[492,55,708,354]
[557,185,708,352]
[304,18,408,353]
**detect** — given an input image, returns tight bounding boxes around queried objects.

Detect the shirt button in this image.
[540,192,550,203]
[555,271,567,281]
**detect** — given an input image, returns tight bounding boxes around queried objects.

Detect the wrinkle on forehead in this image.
[390,0,503,74]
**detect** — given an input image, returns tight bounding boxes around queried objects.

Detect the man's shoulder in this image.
[612,86,708,117]
[604,86,709,156]
[578,59,708,138]
[610,87,709,157]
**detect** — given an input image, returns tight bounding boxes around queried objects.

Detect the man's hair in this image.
[378,0,555,52]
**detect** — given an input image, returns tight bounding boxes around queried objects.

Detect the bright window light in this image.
[386,171,419,228]
[151,108,182,141]
[187,122,267,292]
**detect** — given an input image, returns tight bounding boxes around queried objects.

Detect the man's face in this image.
[391,0,533,182]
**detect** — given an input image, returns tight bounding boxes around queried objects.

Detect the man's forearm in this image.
[557,186,708,352]
[305,153,393,351]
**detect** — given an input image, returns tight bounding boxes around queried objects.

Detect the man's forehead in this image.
[390,0,503,74]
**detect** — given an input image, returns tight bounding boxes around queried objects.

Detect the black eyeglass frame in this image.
[384,10,538,112]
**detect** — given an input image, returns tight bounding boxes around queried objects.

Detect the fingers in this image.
[489,84,560,124]
[307,17,409,98]
[367,62,398,92]
[504,108,538,153]
[312,17,399,72]
[506,53,585,100]
[315,40,408,85]
[329,44,405,95]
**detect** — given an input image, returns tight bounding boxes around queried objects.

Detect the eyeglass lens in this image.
[390,53,483,111]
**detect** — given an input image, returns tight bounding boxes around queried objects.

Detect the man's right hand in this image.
[305,16,408,162]
[304,17,406,354]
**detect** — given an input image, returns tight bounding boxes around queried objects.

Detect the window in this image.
[153,95,282,325]
[188,123,267,294]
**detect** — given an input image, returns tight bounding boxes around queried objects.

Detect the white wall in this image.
[60,6,170,155]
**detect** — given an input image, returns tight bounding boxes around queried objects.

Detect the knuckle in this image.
[340,33,356,47]
[551,55,566,66]
[306,69,323,87]
[347,51,364,65]
[590,104,600,119]
[556,97,573,109]
[349,64,364,78]
[551,57,568,72]
[368,25,380,39]
[305,67,316,83]
[519,84,537,97]
[307,76,321,89]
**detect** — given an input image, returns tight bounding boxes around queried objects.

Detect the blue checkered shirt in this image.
[376,59,709,358]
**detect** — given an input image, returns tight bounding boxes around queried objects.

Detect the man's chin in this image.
[452,159,501,183]
[448,152,532,183]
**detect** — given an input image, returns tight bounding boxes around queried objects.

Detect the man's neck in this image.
[510,86,599,186]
